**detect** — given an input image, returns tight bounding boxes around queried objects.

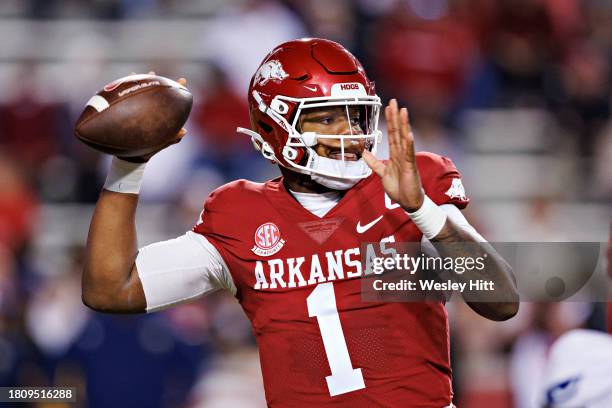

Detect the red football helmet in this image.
[237,38,382,189]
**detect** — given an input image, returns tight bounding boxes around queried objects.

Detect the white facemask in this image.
[308,154,372,190]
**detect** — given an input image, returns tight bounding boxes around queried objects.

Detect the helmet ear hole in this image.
[258,120,273,134]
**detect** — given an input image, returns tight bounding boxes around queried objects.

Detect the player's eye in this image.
[318,116,334,125]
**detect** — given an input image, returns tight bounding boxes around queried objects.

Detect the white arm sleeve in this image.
[420,204,487,248]
[136,231,236,313]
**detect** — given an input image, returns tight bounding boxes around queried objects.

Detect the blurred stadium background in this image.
[0,0,610,407]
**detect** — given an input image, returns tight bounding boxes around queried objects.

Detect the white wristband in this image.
[103,157,146,194]
[406,195,447,239]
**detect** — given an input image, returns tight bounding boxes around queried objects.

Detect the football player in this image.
[82,38,518,407]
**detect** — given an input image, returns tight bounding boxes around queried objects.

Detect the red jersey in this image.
[193,152,469,407]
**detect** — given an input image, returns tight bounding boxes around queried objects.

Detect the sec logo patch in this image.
[252,222,286,256]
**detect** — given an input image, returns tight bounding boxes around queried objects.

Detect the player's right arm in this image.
[83,184,236,313]
[82,190,146,313]
[82,118,184,314]
[83,180,235,314]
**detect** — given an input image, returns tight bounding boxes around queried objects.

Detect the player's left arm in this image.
[428,208,518,321]
[363,99,519,321]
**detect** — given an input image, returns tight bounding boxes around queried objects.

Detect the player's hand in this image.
[362,99,425,212]
[121,73,188,163]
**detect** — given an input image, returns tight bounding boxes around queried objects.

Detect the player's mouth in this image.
[326,149,361,161]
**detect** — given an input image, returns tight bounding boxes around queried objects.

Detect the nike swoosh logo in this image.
[356,215,384,234]
[304,85,317,91]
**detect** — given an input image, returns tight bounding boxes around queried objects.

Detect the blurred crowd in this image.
[0,0,610,407]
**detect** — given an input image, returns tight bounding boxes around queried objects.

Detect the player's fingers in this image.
[174,128,187,141]
[390,99,403,155]
[177,78,187,86]
[168,137,183,147]
[399,108,414,161]
[390,98,400,129]
[385,104,399,160]
[362,150,386,177]
[166,128,187,147]
[403,107,412,134]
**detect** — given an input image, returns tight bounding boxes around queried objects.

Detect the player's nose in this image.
[338,120,363,136]
[337,123,365,150]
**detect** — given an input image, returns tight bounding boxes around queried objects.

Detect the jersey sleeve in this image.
[136,231,235,313]
[416,152,470,209]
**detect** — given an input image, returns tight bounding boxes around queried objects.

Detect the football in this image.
[74,74,193,158]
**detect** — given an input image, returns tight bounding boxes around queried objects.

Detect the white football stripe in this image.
[86,95,110,112]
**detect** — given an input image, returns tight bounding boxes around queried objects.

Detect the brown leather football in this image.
[74,74,193,158]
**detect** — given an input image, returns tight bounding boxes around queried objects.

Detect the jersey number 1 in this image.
[307,282,365,396]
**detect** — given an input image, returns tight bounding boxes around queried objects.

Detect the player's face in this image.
[299,106,365,161]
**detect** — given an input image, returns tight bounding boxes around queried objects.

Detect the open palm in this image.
[363,99,424,212]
